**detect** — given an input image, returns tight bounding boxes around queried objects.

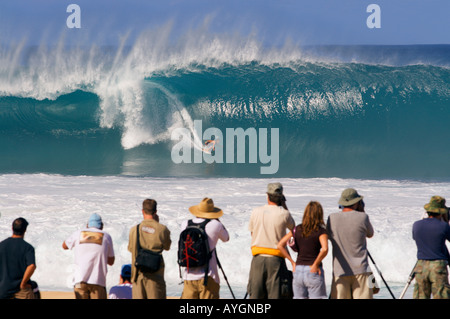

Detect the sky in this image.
[0,0,449,47]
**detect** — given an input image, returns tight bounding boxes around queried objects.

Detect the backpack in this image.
[177,219,213,285]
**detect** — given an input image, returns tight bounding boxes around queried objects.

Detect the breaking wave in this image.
[1,28,449,179]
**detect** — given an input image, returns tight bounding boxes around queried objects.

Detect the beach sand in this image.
[41,291,75,299]
[40,291,181,299]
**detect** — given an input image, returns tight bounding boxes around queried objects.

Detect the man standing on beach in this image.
[247,182,295,299]
[63,213,115,299]
[0,217,37,299]
[128,199,171,299]
[412,196,450,299]
[327,188,374,299]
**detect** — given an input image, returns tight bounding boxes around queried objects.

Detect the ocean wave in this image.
[1,35,450,179]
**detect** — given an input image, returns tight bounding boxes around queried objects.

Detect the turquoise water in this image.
[1,43,449,179]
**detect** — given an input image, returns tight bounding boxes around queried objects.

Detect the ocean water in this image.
[1,32,450,298]
[1,39,450,179]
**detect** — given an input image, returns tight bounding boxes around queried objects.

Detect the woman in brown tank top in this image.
[278,201,329,299]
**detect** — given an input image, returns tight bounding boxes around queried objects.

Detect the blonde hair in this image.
[301,201,325,238]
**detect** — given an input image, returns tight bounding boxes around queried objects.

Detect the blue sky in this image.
[1,0,449,46]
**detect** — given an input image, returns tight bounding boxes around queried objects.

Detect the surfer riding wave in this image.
[203,139,219,154]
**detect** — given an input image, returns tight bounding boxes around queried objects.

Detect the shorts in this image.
[330,272,374,299]
[413,260,450,299]
[132,268,167,299]
[293,265,327,299]
[74,282,107,299]
[247,255,287,299]
[13,287,36,299]
[181,276,220,299]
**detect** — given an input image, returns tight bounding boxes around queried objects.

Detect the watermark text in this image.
[171,120,279,174]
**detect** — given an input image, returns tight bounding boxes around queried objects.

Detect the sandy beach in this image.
[40,291,181,299]
[41,291,75,299]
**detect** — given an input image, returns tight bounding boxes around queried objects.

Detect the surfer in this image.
[203,139,219,154]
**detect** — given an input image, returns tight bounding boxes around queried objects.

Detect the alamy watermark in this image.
[65,4,381,30]
[66,4,81,29]
[171,120,279,175]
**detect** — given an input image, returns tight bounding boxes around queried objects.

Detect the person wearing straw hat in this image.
[326,188,375,299]
[180,197,229,299]
[412,196,450,299]
[247,182,295,299]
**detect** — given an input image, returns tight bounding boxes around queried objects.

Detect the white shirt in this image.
[64,227,115,287]
[180,218,229,284]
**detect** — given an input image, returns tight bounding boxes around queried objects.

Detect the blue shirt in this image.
[412,218,450,261]
[108,283,132,299]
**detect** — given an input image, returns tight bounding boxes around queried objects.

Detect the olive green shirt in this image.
[128,219,171,279]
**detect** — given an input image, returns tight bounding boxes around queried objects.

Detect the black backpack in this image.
[177,219,213,285]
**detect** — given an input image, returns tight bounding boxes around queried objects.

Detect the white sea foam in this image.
[0,174,447,298]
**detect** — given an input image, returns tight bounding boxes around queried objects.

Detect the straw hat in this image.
[424,196,448,214]
[189,198,223,219]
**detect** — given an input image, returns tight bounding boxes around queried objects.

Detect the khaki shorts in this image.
[74,282,107,299]
[13,287,36,299]
[132,269,167,299]
[330,272,374,299]
[181,276,220,299]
